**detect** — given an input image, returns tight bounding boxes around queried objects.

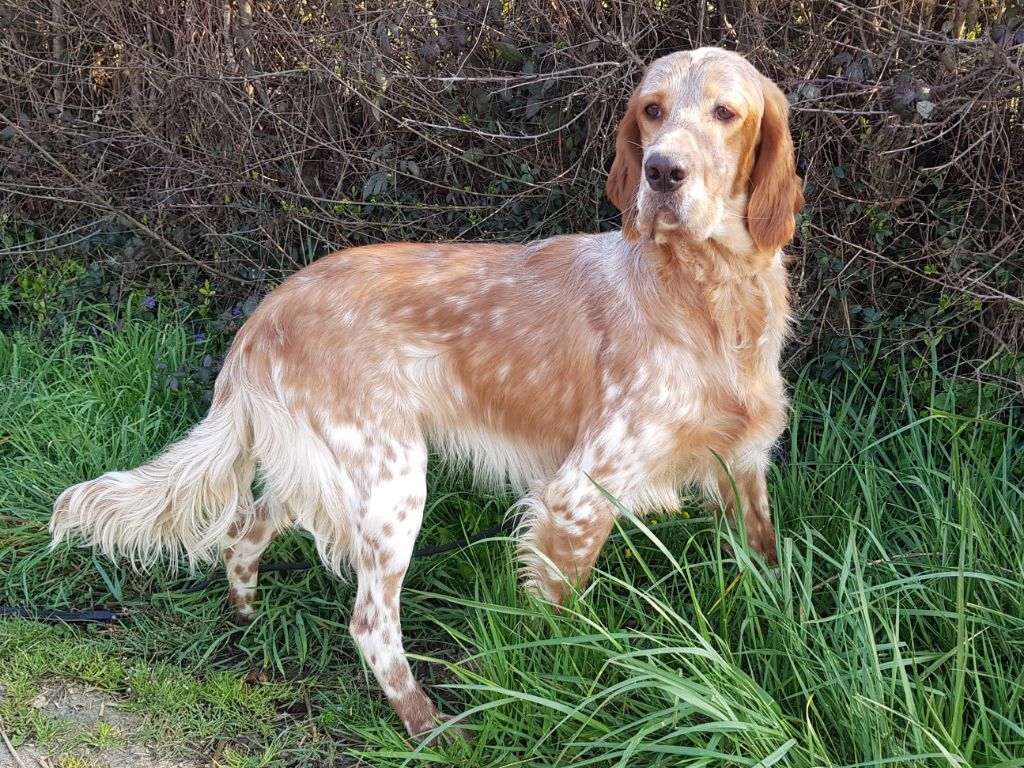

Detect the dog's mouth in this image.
[637,186,706,241]
[653,205,683,227]
[642,191,721,245]
[646,200,689,238]
[645,205,687,244]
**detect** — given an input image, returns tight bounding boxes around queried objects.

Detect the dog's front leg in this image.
[517,468,619,605]
[717,467,778,566]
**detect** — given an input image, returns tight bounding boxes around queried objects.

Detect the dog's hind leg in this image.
[223,493,290,624]
[343,429,459,741]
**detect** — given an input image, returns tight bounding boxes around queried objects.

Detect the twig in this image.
[812,226,1024,309]
[812,551,1019,592]
[0,110,248,284]
[0,718,29,768]
[399,91,602,141]
[812,552,940,592]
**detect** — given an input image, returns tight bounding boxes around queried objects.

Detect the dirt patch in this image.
[0,684,203,768]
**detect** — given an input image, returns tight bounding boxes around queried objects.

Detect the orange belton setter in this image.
[53,48,803,739]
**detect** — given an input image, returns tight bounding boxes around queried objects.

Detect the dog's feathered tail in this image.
[50,375,255,572]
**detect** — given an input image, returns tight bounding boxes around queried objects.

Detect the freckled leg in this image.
[346,437,460,741]
[518,470,617,605]
[717,469,778,566]
[223,494,287,624]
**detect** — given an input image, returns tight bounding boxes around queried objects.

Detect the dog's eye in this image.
[713,105,736,121]
[644,104,662,119]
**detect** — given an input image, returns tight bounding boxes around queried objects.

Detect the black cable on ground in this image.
[0,606,124,622]
[1,516,520,624]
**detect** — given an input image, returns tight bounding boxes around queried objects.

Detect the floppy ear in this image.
[606,93,644,242]
[746,77,804,252]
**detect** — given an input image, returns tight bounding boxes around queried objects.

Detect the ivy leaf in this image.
[495,41,524,64]
[361,172,388,201]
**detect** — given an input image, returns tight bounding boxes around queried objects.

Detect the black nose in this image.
[644,153,687,193]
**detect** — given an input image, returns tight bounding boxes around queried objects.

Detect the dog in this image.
[51,47,803,740]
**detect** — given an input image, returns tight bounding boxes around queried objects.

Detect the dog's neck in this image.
[650,233,781,286]
[633,234,790,374]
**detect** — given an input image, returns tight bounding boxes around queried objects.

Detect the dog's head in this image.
[606,48,804,255]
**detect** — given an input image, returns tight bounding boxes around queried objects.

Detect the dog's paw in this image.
[407,711,472,745]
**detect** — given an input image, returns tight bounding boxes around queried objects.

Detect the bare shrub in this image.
[1,0,1021,377]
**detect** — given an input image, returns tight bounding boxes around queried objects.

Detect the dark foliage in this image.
[1,0,1022,386]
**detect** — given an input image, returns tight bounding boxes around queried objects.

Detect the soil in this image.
[0,684,203,768]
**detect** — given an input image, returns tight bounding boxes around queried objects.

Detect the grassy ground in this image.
[1,309,1022,767]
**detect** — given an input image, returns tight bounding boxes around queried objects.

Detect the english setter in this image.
[52,47,803,740]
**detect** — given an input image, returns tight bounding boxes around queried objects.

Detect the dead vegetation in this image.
[0,0,1021,369]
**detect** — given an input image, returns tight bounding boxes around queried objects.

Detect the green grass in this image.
[1,309,1022,767]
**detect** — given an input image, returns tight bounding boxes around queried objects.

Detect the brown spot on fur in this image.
[383,571,404,602]
[227,587,257,622]
[393,689,441,737]
[350,607,374,637]
[245,522,277,544]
